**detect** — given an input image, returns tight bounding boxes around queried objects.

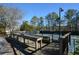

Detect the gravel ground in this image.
[0,37,14,55]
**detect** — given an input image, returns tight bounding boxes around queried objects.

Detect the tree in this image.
[31,16,39,32]
[65,9,77,31]
[38,17,44,30]
[0,5,22,33]
[20,21,34,32]
[45,12,58,31]
[51,12,59,31]
[45,13,51,30]
[31,16,39,26]
[75,11,79,31]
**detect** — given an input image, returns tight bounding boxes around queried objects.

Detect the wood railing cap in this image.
[61,32,71,39]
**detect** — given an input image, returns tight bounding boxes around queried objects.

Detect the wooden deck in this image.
[5,37,60,55]
[5,31,70,55]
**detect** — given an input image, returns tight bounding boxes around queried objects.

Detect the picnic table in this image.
[12,33,43,50]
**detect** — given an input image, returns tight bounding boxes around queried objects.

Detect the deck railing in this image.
[59,32,71,55]
[40,31,71,55]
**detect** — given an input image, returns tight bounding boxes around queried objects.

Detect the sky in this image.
[1,3,79,25]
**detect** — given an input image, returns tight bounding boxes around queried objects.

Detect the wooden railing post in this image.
[59,32,71,55]
[59,38,63,55]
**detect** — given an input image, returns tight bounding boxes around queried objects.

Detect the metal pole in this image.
[59,8,64,40]
[73,39,75,55]
[59,8,61,39]
[76,14,78,31]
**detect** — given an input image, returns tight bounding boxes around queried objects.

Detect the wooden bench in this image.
[12,33,43,50]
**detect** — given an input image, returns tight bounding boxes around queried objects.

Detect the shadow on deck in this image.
[5,37,60,55]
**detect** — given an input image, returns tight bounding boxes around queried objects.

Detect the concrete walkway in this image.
[0,37,14,55]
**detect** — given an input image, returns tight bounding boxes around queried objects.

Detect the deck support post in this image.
[24,38,25,44]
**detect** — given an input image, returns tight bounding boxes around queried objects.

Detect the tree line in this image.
[0,5,79,34]
[20,9,79,32]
